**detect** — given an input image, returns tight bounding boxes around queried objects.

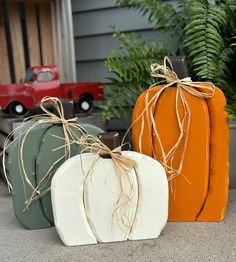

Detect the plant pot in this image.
[229,119,236,189]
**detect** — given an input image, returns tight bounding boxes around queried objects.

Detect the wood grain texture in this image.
[24,1,41,66]
[8,1,26,83]
[0,4,11,84]
[38,1,54,65]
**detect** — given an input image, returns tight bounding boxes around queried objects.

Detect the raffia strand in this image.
[76,134,138,236]
[123,56,215,187]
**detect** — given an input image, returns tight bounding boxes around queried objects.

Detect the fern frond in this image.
[117,0,178,28]
[100,31,170,120]
[116,0,186,49]
[232,36,236,47]
[184,1,227,80]
[215,46,236,89]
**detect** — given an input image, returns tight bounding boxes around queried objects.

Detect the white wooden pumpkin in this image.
[51,148,168,246]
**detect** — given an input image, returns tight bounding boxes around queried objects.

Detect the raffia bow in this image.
[3,97,87,209]
[76,134,137,235]
[38,97,81,158]
[150,57,215,99]
[132,56,215,185]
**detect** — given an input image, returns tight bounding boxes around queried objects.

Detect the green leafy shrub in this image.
[100,29,171,120]
[101,0,236,120]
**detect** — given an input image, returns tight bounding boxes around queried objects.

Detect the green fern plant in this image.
[101,0,236,120]
[184,1,227,80]
[232,37,236,46]
[117,0,183,30]
[100,29,170,120]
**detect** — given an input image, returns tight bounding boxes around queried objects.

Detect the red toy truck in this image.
[0,65,104,116]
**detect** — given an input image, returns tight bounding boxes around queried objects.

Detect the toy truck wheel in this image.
[9,102,27,117]
[77,96,93,113]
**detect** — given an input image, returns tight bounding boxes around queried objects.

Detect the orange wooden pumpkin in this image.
[132,62,229,222]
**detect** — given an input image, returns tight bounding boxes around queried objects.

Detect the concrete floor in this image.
[0,182,236,262]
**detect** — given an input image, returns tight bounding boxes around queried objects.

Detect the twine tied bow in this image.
[134,56,215,184]
[76,134,138,235]
[150,57,215,99]
[39,97,81,159]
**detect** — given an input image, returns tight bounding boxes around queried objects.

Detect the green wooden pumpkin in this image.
[8,99,104,229]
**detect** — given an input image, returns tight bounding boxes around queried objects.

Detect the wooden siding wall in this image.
[72,0,175,83]
[0,0,54,85]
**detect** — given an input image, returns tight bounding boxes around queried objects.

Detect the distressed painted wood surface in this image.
[39,1,54,65]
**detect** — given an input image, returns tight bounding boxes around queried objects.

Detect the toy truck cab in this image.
[0,65,104,116]
[23,66,62,103]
